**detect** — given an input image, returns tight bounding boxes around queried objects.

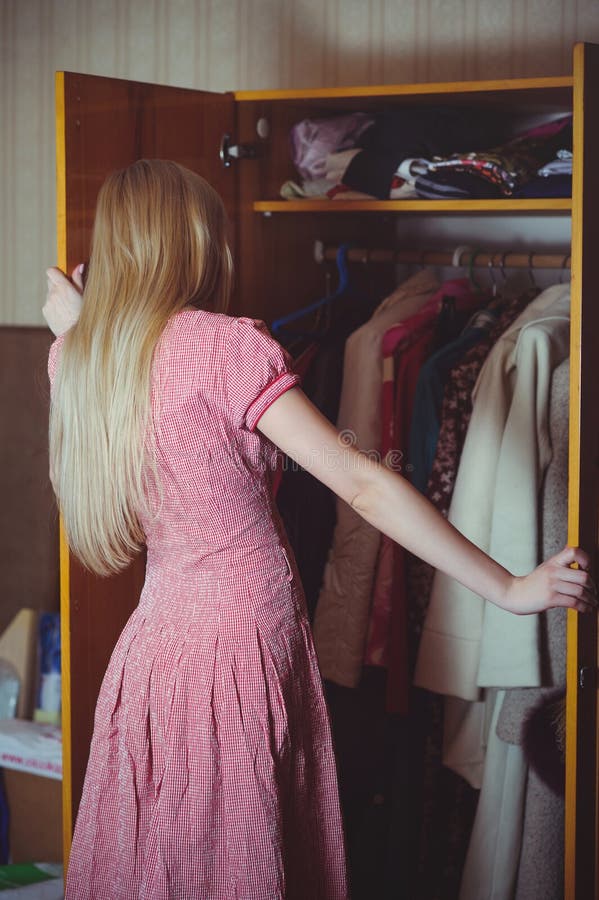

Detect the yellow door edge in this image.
[55,70,73,866]
[565,41,585,900]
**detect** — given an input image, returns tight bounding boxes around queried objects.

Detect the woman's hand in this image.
[500,546,596,615]
[43,265,84,336]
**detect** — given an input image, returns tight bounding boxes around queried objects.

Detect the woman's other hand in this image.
[43,264,84,336]
[501,545,596,615]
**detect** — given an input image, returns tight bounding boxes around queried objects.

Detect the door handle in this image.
[219,134,257,167]
[578,666,597,689]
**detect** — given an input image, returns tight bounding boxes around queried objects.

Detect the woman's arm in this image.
[257,387,595,615]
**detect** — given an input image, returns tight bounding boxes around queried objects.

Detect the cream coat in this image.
[414,283,570,705]
[313,270,439,686]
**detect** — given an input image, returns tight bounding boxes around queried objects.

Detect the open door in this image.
[566,42,599,900]
[55,72,236,862]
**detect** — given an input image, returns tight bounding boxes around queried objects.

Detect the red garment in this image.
[364,331,435,713]
[50,311,348,900]
[364,280,482,714]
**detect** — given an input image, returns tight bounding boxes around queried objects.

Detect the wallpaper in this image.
[1,0,599,324]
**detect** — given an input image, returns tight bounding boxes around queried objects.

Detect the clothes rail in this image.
[313,241,571,270]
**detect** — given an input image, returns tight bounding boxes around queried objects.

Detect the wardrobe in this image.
[55,42,599,898]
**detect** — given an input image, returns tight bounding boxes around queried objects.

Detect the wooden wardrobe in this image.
[55,41,599,898]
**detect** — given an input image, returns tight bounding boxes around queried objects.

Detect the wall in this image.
[1,0,599,324]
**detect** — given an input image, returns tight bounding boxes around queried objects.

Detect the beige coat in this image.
[313,270,439,686]
[459,358,570,900]
[415,283,570,705]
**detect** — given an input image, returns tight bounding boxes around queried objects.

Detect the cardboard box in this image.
[3,770,62,864]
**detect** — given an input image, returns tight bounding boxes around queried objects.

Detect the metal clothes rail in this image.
[313,241,571,271]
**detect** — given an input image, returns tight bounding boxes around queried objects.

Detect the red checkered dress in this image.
[49,310,348,900]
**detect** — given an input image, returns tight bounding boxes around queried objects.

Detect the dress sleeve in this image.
[226,317,301,431]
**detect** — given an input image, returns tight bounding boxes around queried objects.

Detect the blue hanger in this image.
[271,244,352,337]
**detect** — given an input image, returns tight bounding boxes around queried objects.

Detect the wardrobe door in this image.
[567,41,599,900]
[55,71,236,858]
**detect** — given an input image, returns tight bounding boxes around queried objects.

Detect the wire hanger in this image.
[467,247,484,293]
[271,244,352,337]
[487,258,498,297]
[527,252,537,289]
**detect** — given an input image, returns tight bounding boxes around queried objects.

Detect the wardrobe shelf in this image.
[253,199,572,214]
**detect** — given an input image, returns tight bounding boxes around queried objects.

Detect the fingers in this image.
[546,545,597,614]
[554,566,595,592]
[553,591,597,614]
[554,545,591,571]
[553,578,595,603]
[45,264,85,293]
[551,568,598,613]
[71,263,85,291]
[46,266,66,284]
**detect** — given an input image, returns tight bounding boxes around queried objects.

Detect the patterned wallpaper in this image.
[1,0,599,324]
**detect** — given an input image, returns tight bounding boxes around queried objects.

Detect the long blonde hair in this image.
[49,160,232,575]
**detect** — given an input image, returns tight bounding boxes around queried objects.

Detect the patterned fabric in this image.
[406,290,536,658]
[50,310,348,900]
[364,330,435,707]
[364,280,482,713]
[428,116,572,197]
[405,291,535,900]
[313,271,438,689]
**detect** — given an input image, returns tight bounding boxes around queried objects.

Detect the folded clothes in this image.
[280,178,334,199]
[415,170,571,201]
[341,107,507,199]
[280,173,418,202]
[326,150,430,188]
[285,111,572,201]
[390,175,419,199]
[325,148,361,183]
[538,150,573,177]
[428,115,572,196]
[414,170,503,199]
[395,157,432,184]
[513,174,572,198]
[291,113,374,180]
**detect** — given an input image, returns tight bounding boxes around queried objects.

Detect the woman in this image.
[45,160,594,900]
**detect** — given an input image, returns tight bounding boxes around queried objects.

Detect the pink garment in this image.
[50,311,348,900]
[365,281,483,713]
[366,332,434,712]
[313,270,439,690]
[291,114,374,180]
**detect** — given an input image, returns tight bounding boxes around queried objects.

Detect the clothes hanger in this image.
[527,252,537,289]
[283,270,334,358]
[271,244,352,338]
[487,258,498,298]
[499,250,508,285]
[467,247,485,293]
[559,253,570,284]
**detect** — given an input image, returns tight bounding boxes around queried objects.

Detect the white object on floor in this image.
[0,720,61,780]
[0,879,63,899]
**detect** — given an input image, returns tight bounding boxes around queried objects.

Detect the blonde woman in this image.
[45,160,593,900]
